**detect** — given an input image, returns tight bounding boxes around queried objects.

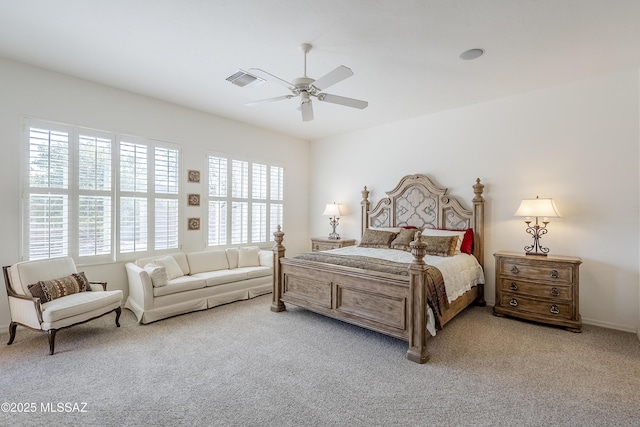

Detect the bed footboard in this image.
[271,227,432,364]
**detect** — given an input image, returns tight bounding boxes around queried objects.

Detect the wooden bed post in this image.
[271,225,286,312]
[406,231,430,364]
[361,186,370,238]
[472,178,486,306]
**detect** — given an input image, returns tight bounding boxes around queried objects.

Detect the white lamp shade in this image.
[514,198,561,218]
[322,203,342,217]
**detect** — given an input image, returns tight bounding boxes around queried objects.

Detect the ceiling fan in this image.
[243,43,368,122]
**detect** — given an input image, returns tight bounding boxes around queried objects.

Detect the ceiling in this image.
[2,0,640,141]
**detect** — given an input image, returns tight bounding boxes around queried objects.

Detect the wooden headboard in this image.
[360,174,485,267]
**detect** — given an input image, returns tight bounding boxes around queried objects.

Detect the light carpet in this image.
[1,294,639,427]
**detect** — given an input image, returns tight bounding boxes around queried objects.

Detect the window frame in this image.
[206,151,284,248]
[21,117,182,265]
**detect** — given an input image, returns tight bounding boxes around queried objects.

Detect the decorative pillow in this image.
[152,256,183,280]
[238,246,260,267]
[423,235,458,257]
[27,272,90,303]
[459,229,474,254]
[434,228,474,254]
[359,229,398,248]
[144,264,168,287]
[390,228,419,252]
[225,248,239,269]
[421,228,465,254]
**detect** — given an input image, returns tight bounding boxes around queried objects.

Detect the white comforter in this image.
[322,246,485,335]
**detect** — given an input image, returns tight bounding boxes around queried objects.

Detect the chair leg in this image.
[115,307,122,327]
[47,329,57,355]
[7,322,17,345]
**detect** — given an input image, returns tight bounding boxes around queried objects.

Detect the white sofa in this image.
[124,247,273,324]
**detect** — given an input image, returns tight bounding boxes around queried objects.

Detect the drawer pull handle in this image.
[510,266,519,274]
[550,287,560,297]
[509,282,518,291]
[550,269,559,279]
[550,305,560,314]
[509,298,518,307]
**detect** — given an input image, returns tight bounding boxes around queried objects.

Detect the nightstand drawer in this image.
[499,294,572,319]
[498,278,572,301]
[311,238,356,252]
[314,242,342,251]
[499,259,574,284]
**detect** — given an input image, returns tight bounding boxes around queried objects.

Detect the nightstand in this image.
[493,251,582,332]
[311,237,356,252]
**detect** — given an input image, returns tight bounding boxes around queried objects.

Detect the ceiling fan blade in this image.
[317,93,368,109]
[311,66,354,91]
[247,68,295,91]
[245,95,293,106]
[301,99,314,122]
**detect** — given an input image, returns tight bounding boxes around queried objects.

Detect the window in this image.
[22,118,181,263]
[207,153,283,247]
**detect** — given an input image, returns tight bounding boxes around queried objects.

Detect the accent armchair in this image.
[3,257,123,354]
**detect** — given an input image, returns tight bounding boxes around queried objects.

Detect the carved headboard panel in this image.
[360,174,485,266]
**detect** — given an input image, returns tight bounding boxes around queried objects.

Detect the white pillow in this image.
[144,264,168,288]
[225,248,239,269]
[420,229,465,254]
[238,246,260,267]
[152,256,184,280]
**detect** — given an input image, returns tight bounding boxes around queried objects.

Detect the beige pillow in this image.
[359,229,398,248]
[390,228,419,252]
[238,246,260,267]
[144,264,168,287]
[423,235,458,257]
[152,256,184,280]
[421,229,464,254]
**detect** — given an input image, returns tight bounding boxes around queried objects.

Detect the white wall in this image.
[0,58,311,328]
[310,68,640,332]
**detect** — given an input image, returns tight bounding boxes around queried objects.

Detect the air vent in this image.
[226,70,265,88]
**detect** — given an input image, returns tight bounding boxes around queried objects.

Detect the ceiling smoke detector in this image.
[460,48,485,61]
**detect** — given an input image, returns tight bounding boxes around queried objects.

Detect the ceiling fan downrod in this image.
[300,43,312,78]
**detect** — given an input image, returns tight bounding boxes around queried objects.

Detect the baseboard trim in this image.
[581,317,637,333]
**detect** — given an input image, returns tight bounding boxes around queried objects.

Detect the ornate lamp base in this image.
[328,217,340,240]
[524,220,549,256]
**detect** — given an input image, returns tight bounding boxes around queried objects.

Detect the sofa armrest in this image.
[125,263,154,310]
[8,294,43,329]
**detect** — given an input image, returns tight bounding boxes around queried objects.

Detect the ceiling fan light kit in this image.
[232,43,368,122]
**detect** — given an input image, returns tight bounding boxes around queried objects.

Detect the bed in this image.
[270,174,486,363]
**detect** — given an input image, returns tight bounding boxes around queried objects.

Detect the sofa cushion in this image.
[241,266,272,279]
[28,272,90,303]
[9,257,78,296]
[191,270,249,287]
[225,248,239,269]
[41,290,123,323]
[152,276,207,297]
[187,250,229,274]
[144,264,168,287]
[238,246,260,267]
